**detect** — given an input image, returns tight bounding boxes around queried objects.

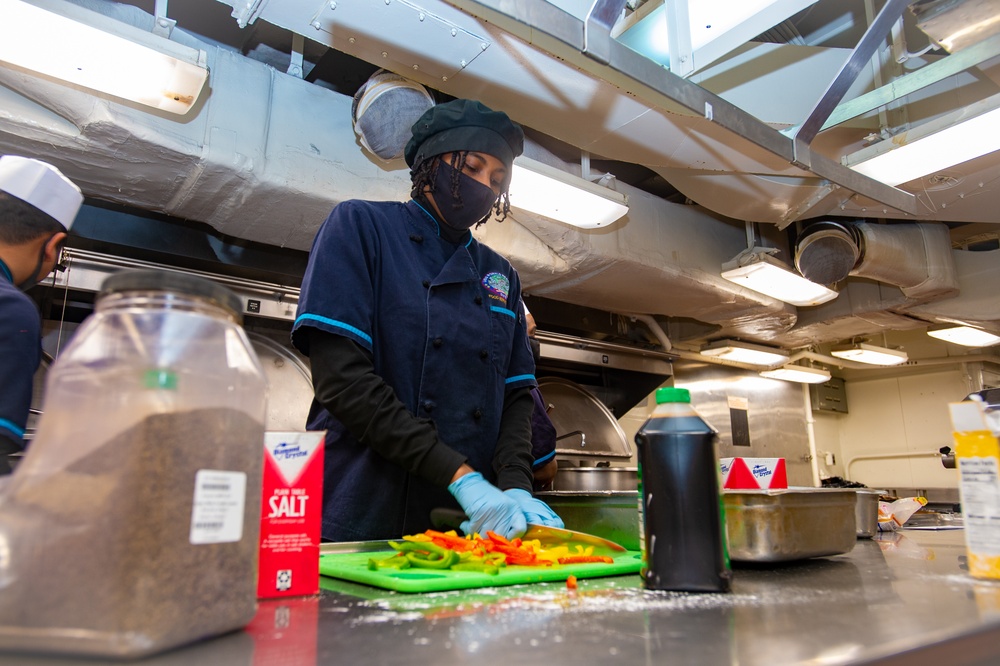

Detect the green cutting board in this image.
[319,549,643,593]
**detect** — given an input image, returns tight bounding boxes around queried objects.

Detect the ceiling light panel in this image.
[509,157,629,228]
[0,0,208,115]
[831,342,909,366]
[760,365,832,383]
[722,252,839,306]
[843,94,1000,186]
[700,339,790,366]
[927,325,1000,347]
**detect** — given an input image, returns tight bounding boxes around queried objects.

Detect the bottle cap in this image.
[655,387,690,404]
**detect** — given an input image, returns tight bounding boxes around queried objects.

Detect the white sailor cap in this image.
[0,155,83,230]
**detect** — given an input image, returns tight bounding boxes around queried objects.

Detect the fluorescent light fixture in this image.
[927,325,1000,347]
[700,339,790,366]
[760,364,832,384]
[831,342,908,366]
[843,94,1000,186]
[721,250,839,307]
[510,157,629,229]
[0,0,208,115]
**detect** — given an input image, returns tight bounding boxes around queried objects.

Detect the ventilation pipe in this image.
[621,313,673,352]
[795,221,959,301]
[351,70,434,162]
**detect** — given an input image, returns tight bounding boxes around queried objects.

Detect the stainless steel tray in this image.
[538,488,858,563]
[724,488,857,562]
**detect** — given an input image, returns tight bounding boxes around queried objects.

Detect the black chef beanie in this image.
[404,99,524,173]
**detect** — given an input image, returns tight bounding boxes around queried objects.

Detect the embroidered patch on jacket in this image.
[482,272,510,305]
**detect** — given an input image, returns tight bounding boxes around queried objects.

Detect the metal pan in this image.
[538,488,858,562]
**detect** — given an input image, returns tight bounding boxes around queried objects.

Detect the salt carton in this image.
[259,431,325,599]
[720,457,788,490]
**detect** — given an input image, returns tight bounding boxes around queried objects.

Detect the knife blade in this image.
[429,508,626,554]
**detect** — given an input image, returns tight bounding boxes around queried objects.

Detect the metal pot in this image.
[552,466,638,492]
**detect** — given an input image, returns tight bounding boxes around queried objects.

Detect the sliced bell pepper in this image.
[367,554,411,571]
[485,531,510,545]
[405,550,460,569]
[425,529,477,552]
[450,561,500,575]
[556,555,615,565]
[388,540,449,557]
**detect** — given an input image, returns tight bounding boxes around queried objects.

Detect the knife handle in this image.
[429,508,468,531]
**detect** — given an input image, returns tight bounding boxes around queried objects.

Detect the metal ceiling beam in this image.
[819,32,1000,131]
[444,0,919,216]
[793,0,915,148]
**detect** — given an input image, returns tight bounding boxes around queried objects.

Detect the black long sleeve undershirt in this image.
[307,328,534,492]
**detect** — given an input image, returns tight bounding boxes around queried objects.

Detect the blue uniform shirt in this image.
[292,199,537,540]
[0,260,40,449]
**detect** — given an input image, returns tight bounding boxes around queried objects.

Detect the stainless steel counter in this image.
[4,529,1000,665]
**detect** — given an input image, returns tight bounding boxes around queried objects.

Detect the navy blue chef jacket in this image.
[0,261,41,457]
[292,199,537,540]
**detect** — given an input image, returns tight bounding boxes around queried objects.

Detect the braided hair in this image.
[410,151,512,225]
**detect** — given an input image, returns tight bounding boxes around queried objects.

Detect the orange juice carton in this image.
[949,399,1000,580]
[258,431,325,598]
[720,457,788,490]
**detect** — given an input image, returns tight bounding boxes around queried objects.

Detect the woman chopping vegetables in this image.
[292,99,563,542]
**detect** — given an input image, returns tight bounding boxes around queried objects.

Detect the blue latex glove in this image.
[504,488,565,528]
[448,472,527,539]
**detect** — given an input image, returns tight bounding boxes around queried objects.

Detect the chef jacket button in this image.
[422,280,431,288]
[422,401,434,413]
[410,234,424,243]
[475,295,483,305]
[479,349,489,360]
[433,337,443,348]
[473,408,483,420]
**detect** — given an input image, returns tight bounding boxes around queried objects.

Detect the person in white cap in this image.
[0,155,83,474]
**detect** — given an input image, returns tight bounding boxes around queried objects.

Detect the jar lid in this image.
[99,269,244,321]
[655,387,690,404]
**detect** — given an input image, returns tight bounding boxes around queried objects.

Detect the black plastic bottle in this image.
[635,387,731,592]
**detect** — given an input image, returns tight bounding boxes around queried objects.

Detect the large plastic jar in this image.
[635,387,731,592]
[0,269,267,658]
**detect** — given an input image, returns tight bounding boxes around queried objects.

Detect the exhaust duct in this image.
[795,221,959,301]
[351,70,434,162]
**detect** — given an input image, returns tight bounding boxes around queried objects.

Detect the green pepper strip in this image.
[388,540,449,557]
[368,554,411,571]
[450,561,500,575]
[405,550,459,569]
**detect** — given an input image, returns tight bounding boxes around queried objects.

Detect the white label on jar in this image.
[190,470,247,544]
[959,456,1000,555]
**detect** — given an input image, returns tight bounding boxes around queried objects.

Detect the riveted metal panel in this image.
[307,0,491,82]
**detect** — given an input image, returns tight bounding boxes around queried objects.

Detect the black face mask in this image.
[16,235,65,292]
[432,161,498,231]
[16,242,50,291]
